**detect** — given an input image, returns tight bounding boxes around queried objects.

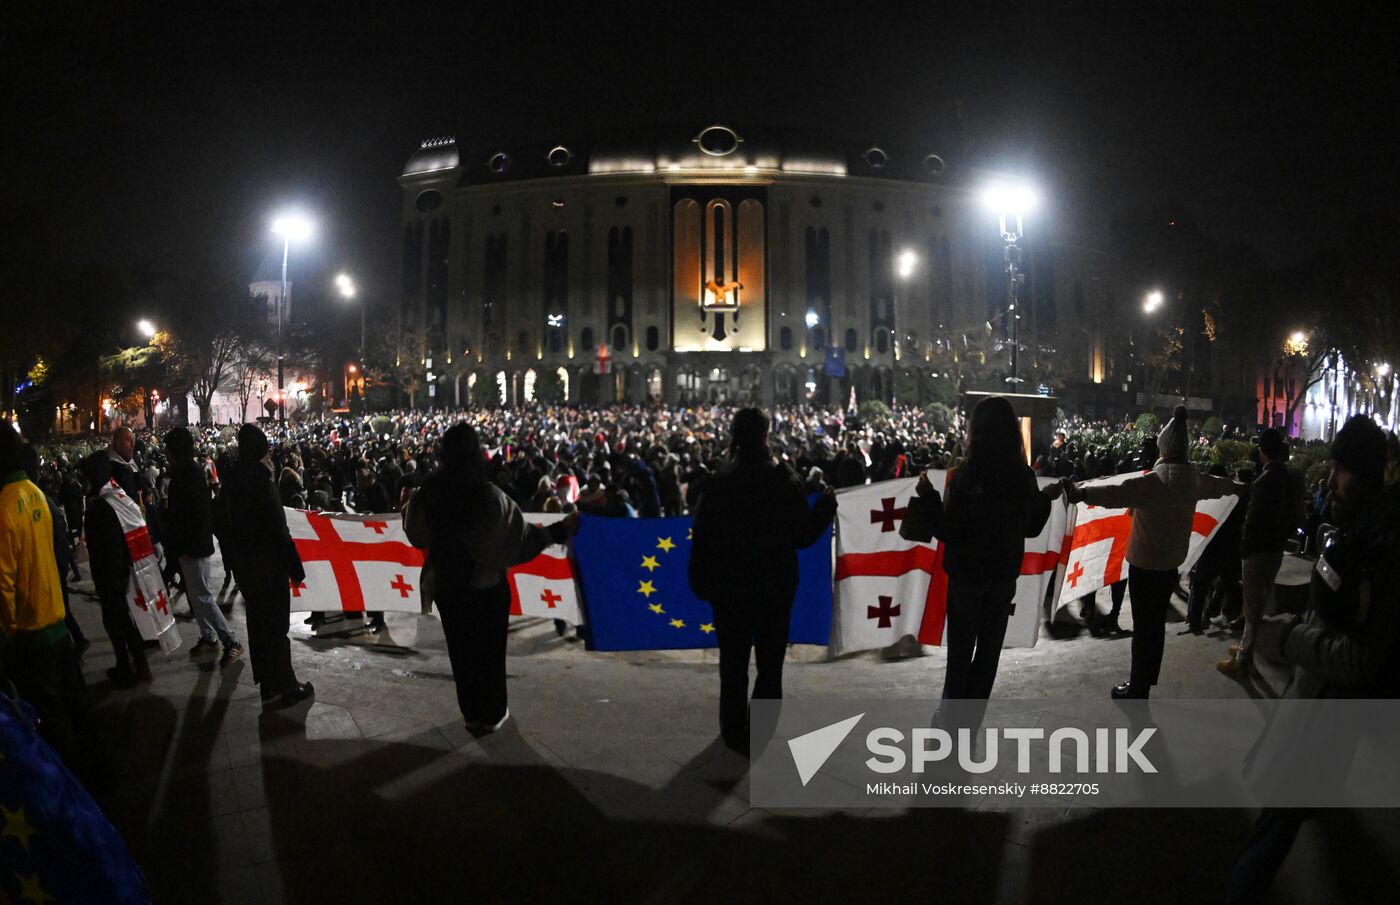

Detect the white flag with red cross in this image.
[283,509,583,623]
[507,513,583,623]
[286,509,427,612]
[99,481,181,653]
[832,474,1071,656]
[1050,472,1238,614]
[831,475,946,657]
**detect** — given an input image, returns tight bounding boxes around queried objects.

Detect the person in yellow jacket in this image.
[0,426,98,780]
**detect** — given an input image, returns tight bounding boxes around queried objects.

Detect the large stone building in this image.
[397,125,1009,406]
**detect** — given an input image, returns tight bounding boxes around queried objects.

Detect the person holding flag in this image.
[903,395,1058,728]
[1058,405,1241,699]
[688,407,837,752]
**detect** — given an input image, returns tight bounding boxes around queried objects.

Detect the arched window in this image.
[812,327,826,350]
[611,325,627,350]
[580,327,594,351]
[780,326,793,351]
[517,330,530,354]
[845,329,858,353]
[548,329,562,353]
[645,325,659,351]
[876,329,889,354]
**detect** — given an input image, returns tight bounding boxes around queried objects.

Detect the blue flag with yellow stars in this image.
[0,692,149,904]
[573,513,832,651]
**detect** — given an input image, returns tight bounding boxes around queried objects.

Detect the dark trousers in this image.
[1128,565,1179,691]
[1225,808,1306,905]
[1186,561,1221,630]
[99,592,147,673]
[711,597,793,738]
[436,582,511,725]
[6,635,101,781]
[59,575,86,645]
[1106,578,1126,619]
[242,577,299,695]
[941,577,1016,730]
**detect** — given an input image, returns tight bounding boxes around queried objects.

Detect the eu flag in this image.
[0,693,149,905]
[574,513,832,651]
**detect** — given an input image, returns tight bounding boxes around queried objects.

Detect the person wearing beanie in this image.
[164,427,243,670]
[689,407,838,752]
[1060,406,1243,699]
[222,424,312,708]
[1226,414,1400,900]
[1218,428,1297,678]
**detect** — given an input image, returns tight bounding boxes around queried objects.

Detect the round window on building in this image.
[863,147,888,169]
[547,146,572,167]
[415,190,443,213]
[695,124,742,156]
[489,152,511,174]
[923,154,946,176]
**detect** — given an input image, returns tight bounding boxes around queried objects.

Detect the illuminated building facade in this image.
[397,125,991,405]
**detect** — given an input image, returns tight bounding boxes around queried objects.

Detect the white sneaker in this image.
[468,707,510,734]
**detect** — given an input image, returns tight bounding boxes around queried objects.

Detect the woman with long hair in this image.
[416,423,578,733]
[904,396,1057,726]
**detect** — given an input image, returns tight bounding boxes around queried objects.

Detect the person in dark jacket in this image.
[1225,415,1400,903]
[80,453,150,687]
[904,396,1057,727]
[689,408,838,751]
[164,428,243,669]
[222,425,311,708]
[1219,428,1296,678]
[418,423,578,733]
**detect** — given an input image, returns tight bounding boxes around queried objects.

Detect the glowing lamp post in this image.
[981,182,1040,387]
[271,212,315,423]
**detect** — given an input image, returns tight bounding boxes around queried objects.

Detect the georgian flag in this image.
[99,481,180,653]
[508,513,583,623]
[831,473,1070,656]
[1050,472,1239,614]
[283,509,583,623]
[831,475,945,657]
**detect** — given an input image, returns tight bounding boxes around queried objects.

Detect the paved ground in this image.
[66,557,1399,905]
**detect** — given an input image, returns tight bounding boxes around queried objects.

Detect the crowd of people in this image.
[3,400,1399,902]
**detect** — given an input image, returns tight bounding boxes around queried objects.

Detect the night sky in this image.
[7,2,1396,313]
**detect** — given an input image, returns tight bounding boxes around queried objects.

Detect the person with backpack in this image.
[406,423,578,734]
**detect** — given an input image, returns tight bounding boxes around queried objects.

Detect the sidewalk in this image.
[68,564,1398,905]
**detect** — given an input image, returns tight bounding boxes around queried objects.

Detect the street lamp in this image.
[335,272,364,369]
[136,319,157,339]
[271,212,315,424]
[891,248,920,403]
[1142,290,1165,315]
[982,181,1040,387]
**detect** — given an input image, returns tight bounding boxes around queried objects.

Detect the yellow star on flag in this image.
[17,871,54,905]
[687,528,693,540]
[640,555,660,572]
[669,618,686,629]
[637,580,657,598]
[2,804,37,850]
[700,623,715,634]
[656,537,676,553]
[648,603,665,614]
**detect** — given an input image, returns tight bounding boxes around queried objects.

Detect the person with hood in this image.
[1060,406,1241,698]
[222,425,312,708]
[903,396,1058,728]
[688,408,838,751]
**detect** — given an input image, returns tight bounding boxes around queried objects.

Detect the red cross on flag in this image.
[831,475,944,656]
[285,509,427,612]
[1049,472,1238,617]
[831,474,1072,656]
[507,513,582,623]
[98,481,181,653]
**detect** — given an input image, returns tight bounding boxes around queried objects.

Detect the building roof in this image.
[400,124,956,185]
